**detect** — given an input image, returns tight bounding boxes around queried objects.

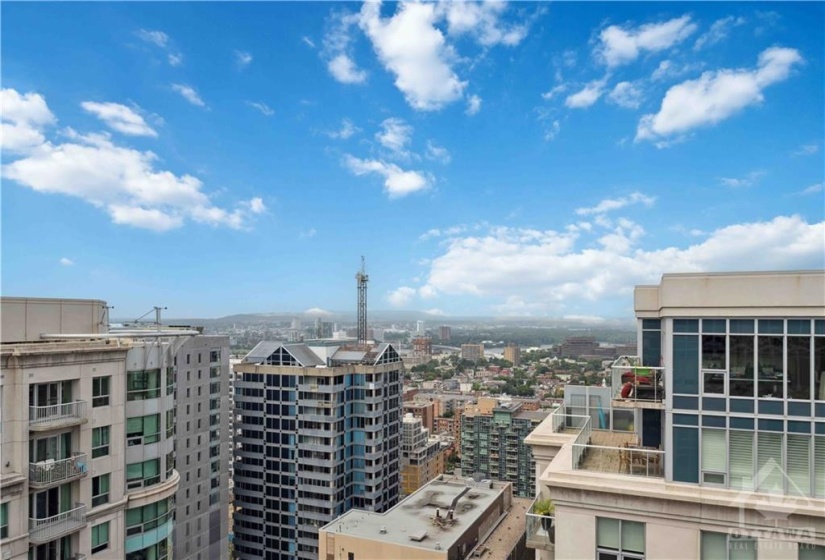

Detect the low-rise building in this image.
[319,476,526,560]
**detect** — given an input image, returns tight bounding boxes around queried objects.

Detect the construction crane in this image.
[356,256,369,345]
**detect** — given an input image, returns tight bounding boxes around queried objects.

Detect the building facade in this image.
[439,325,452,343]
[400,413,446,496]
[231,340,403,560]
[0,298,185,560]
[461,344,484,363]
[525,271,825,560]
[173,335,231,560]
[504,344,521,367]
[461,401,549,498]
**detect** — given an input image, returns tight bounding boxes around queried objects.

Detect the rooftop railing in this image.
[610,356,665,405]
[29,503,87,544]
[29,401,88,428]
[572,441,664,478]
[29,452,88,488]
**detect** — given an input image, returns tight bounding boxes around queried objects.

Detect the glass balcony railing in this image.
[526,496,556,551]
[29,401,88,429]
[29,503,87,544]
[29,452,88,488]
[610,356,665,405]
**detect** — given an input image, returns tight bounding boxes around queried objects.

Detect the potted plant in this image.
[532,498,555,541]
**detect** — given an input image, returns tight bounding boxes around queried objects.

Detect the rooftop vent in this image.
[380,526,387,534]
[435,542,442,550]
[409,531,428,542]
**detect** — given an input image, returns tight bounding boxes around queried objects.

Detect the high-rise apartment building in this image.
[461,344,484,363]
[525,271,825,559]
[231,340,403,560]
[504,344,521,367]
[173,335,231,560]
[461,401,549,498]
[400,413,446,496]
[0,297,190,560]
[439,325,452,342]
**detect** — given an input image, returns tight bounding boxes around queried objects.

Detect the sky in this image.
[2,1,823,321]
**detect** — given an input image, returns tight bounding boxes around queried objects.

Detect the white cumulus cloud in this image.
[565,78,608,109]
[597,15,697,67]
[413,215,824,316]
[637,47,803,143]
[171,84,206,108]
[326,119,360,140]
[328,54,368,84]
[387,286,416,307]
[359,1,466,111]
[1,89,56,153]
[439,1,527,47]
[466,94,482,115]
[59,257,75,266]
[608,81,644,109]
[2,90,263,232]
[81,101,157,137]
[694,16,746,51]
[576,192,656,216]
[343,155,430,198]
[376,118,413,155]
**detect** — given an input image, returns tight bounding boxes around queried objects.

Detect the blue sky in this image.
[2,1,823,320]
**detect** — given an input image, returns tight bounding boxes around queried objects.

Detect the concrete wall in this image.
[1,297,107,343]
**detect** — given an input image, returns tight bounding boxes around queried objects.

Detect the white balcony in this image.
[29,503,87,544]
[29,401,88,430]
[29,452,88,488]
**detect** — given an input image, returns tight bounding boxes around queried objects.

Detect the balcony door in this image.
[30,432,72,462]
[30,485,72,519]
[29,381,72,408]
[30,536,72,560]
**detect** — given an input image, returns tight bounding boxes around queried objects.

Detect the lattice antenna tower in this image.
[356,256,369,344]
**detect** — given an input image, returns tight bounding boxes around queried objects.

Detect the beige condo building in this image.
[524,271,825,559]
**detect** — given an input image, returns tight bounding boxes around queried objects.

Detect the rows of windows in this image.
[126,498,173,536]
[671,319,825,401]
[595,518,823,560]
[672,421,825,497]
[127,370,162,401]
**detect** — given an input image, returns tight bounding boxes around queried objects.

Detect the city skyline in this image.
[2,2,823,320]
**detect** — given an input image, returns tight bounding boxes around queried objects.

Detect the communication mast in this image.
[356,256,369,344]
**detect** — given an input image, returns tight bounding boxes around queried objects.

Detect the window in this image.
[0,502,7,539]
[757,432,783,493]
[127,414,161,446]
[758,336,784,398]
[800,544,825,559]
[596,518,645,559]
[126,498,173,536]
[729,431,754,490]
[701,429,726,484]
[166,451,175,478]
[92,426,110,458]
[729,336,755,397]
[702,335,726,394]
[126,459,160,489]
[166,410,175,439]
[91,521,110,554]
[92,376,110,407]
[701,532,755,560]
[166,367,175,396]
[127,370,161,400]
[92,474,110,507]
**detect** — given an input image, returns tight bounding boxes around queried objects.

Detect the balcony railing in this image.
[526,496,556,551]
[610,356,665,406]
[29,452,88,488]
[572,441,664,478]
[29,401,88,429]
[29,503,87,544]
